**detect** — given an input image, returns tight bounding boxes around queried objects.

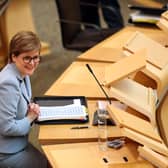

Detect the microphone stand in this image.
[86,64,111,105]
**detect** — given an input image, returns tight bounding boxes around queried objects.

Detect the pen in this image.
[71,126,89,129]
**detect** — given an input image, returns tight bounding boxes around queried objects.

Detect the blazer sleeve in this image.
[0,78,31,136]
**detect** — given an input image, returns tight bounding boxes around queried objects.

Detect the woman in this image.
[0,31,47,168]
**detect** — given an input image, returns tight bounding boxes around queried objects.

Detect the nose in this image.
[29,59,35,65]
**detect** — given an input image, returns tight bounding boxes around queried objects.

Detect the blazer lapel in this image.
[24,77,32,99]
[20,80,30,104]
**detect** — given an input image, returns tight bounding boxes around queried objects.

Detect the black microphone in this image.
[86,64,111,104]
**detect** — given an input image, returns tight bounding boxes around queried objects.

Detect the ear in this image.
[11,54,16,62]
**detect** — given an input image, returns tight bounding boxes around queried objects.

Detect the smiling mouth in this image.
[25,65,34,71]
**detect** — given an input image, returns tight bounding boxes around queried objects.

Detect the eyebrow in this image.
[23,55,39,58]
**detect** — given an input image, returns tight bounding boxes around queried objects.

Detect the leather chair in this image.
[55,0,123,52]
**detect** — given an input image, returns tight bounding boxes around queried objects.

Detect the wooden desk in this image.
[45,27,168,99]
[39,100,121,145]
[39,101,155,167]
[45,26,168,101]
[77,26,168,63]
[45,61,113,99]
[39,26,165,168]
[42,142,154,168]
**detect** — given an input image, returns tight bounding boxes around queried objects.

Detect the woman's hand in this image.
[27,103,40,122]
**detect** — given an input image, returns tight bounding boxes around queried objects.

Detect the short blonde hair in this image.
[9,31,41,62]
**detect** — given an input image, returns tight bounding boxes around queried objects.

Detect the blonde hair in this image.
[9,31,41,62]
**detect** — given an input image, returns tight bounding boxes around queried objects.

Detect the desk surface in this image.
[77,26,168,63]
[45,26,168,99]
[45,61,113,99]
[38,100,121,145]
[42,142,154,168]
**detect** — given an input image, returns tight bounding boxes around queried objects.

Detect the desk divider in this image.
[107,105,161,142]
[89,49,157,126]
[123,30,168,105]
[123,31,168,70]
[138,146,168,168]
[157,11,168,34]
[103,49,146,87]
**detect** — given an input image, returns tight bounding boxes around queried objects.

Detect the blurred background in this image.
[30,0,166,97]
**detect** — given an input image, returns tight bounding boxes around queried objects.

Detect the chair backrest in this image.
[55,0,122,51]
[55,0,82,46]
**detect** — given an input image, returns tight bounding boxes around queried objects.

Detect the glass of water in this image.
[97,109,108,151]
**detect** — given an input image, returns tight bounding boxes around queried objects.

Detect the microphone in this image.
[86,64,111,104]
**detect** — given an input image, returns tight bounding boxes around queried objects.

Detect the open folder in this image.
[33,96,89,124]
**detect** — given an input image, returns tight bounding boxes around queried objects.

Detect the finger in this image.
[29,103,35,109]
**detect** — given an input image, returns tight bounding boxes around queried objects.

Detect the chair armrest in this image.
[56,18,101,30]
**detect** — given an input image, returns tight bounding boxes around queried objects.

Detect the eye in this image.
[23,56,30,61]
[22,55,41,63]
[33,56,39,60]
[33,56,41,62]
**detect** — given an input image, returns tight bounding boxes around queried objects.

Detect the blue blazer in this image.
[0,63,32,154]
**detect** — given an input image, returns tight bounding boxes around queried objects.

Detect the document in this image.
[38,104,88,121]
[130,11,160,24]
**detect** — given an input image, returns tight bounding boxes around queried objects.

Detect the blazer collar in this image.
[8,63,23,82]
[8,63,32,103]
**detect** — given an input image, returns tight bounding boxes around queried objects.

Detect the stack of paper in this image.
[38,104,87,121]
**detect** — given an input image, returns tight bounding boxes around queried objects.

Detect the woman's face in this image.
[12,50,40,77]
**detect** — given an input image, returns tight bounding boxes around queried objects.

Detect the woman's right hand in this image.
[27,103,40,122]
